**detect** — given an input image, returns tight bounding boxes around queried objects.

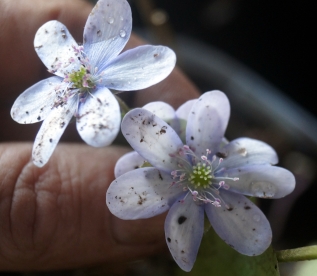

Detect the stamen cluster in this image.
[171,145,239,207]
[63,46,98,90]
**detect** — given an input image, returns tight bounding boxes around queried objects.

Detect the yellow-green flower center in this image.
[68,67,94,89]
[188,162,212,189]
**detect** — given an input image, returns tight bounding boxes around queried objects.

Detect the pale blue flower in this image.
[106,90,295,272]
[10,0,176,167]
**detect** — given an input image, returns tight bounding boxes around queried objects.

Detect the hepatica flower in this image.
[114,100,195,177]
[10,0,176,167]
[106,90,296,272]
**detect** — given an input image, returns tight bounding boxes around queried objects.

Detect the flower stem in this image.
[115,95,130,118]
[276,246,317,262]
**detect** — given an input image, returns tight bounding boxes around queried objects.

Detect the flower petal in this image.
[83,0,132,68]
[84,0,132,67]
[143,101,179,132]
[205,190,272,256]
[215,164,295,199]
[143,101,176,123]
[76,87,120,147]
[121,108,183,172]
[34,21,81,77]
[175,99,197,122]
[32,97,77,167]
[99,45,176,90]
[106,167,182,219]
[217,138,279,169]
[164,196,204,272]
[114,151,146,178]
[186,90,230,157]
[11,77,64,124]
[175,99,197,141]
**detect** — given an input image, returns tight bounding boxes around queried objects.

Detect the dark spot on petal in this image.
[216,152,227,158]
[25,111,29,115]
[49,138,53,143]
[158,171,163,180]
[178,216,187,224]
[181,250,185,254]
[191,136,194,140]
[244,206,251,210]
[37,116,41,121]
[167,237,171,243]
[137,195,146,205]
[140,138,144,143]
[253,228,256,231]
[154,53,158,57]
[159,126,167,134]
[227,206,233,211]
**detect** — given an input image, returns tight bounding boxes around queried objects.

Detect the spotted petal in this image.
[143,101,179,132]
[84,0,132,69]
[205,190,272,256]
[217,138,278,169]
[186,90,230,157]
[175,99,197,141]
[121,108,183,172]
[114,151,146,178]
[32,96,77,167]
[76,87,120,147]
[165,196,204,272]
[143,101,176,123]
[106,168,182,219]
[34,21,81,77]
[175,99,197,122]
[215,164,295,199]
[11,77,64,124]
[99,45,176,90]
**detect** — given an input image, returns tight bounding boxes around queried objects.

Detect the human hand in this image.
[0,0,199,271]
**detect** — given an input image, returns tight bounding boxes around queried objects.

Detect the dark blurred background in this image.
[131,0,314,117]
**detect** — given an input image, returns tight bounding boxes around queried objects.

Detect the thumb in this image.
[0,143,166,271]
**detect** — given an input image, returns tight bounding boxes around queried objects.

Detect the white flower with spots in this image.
[114,100,193,177]
[106,90,296,272]
[10,0,176,167]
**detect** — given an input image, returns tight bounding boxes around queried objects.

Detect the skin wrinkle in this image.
[34,157,82,267]
[32,164,64,263]
[0,145,39,265]
[12,159,54,259]
[60,165,81,253]
[0,147,22,263]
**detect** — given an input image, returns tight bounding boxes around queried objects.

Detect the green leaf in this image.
[176,226,280,276]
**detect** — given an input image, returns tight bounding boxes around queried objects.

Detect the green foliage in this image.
[176,227,279,276]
